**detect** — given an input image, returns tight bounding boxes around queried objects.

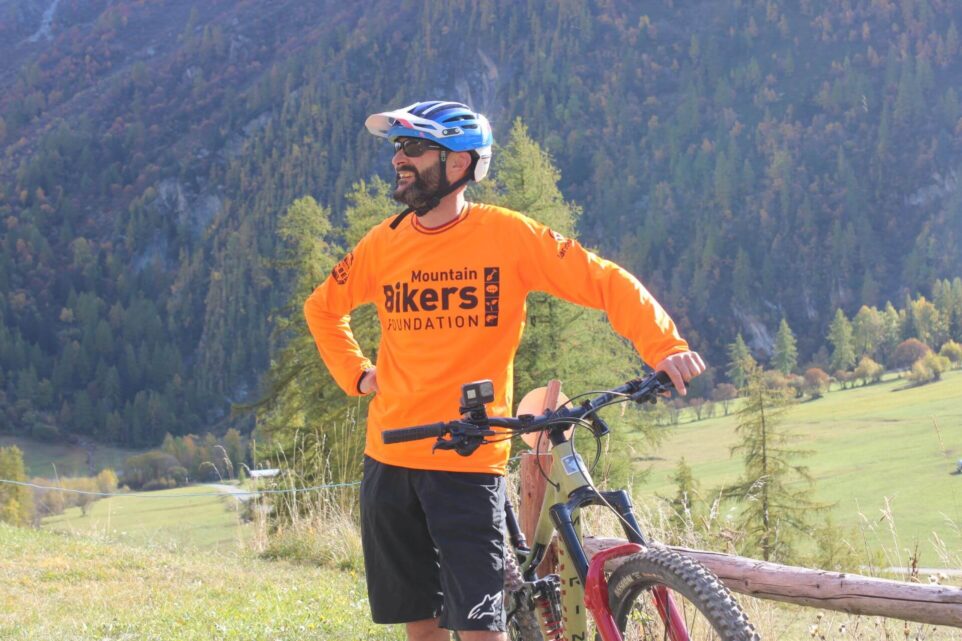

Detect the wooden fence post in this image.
[519,380,562,577]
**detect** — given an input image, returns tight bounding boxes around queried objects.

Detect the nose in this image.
[392,146,410,167]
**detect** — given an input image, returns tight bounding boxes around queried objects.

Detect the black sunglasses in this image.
[393,138,445,157]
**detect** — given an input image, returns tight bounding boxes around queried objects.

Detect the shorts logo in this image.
[467,591,503,620]
[332,252,354,285]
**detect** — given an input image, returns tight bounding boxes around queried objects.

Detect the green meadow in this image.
[42,484,253,551]
[633,369,962,564]
[0,435,138,478]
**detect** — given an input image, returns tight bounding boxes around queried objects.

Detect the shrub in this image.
[688,398,707,420]
[95,469,119,494]
[142,478,177,492]
[853,356,885,385]
[30,421,60,442]
[122,451,184,490]
[762,369,789,391]
[786,374,806,398]
[833,369,855,390]
[907,353,951,385]
[940,340,962,367]
[803,368,830,398]
[711,384,738,415]
[891,338,931,370]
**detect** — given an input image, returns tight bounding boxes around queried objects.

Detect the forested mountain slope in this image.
[1,0,959,445]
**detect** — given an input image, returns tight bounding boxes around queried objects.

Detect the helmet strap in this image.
[389,151,473,229]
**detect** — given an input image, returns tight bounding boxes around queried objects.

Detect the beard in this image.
[393,161,443,209]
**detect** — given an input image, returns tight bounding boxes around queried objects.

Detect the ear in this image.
[446,151,473,181]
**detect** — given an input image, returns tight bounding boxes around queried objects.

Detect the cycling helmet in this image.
[365,101,493,181]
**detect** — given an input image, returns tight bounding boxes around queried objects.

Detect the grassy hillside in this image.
[42,484,252,551]
[632,369,962,564]
[0,523,402,641]
[0,435,137,477]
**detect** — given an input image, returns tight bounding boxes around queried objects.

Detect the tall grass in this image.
[251,411,365,570]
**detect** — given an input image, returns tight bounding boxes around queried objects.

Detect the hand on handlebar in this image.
[654,351,706,396]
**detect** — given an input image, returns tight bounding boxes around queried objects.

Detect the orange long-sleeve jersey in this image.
[304,203,689,475]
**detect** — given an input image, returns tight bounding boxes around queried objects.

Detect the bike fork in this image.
[583,543,691,641]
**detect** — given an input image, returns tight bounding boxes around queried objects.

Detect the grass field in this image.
[0,435,138,478]
[4,519,960,640]
[42,484,255,551]
[630,369,962,564]
[0,523,404,641]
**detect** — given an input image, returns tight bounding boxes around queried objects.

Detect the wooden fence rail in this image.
[584,537,962,628]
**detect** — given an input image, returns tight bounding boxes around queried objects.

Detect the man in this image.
[304,100,705,641]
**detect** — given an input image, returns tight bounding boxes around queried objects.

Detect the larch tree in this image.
[827,308,856,373]
[0,446,33,526]
[722,362,822,562]
[727,333,755,388]
[852,305,883,359]
[772,318,798,375]
[250,196,363,497]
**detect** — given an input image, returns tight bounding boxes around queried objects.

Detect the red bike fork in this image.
[584,543,690,641]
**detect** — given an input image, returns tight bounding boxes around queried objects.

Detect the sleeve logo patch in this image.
[332,252,354,285]
[550,229,574,259]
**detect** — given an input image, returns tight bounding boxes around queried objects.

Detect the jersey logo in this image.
[483,267,500,327]
[467,591,503,620]
[550,229,574,259]
[381,266,501,332]
[332,252,354,285]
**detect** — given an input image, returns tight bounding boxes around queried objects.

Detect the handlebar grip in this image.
[654,370,672,386]
[382,422,449,444]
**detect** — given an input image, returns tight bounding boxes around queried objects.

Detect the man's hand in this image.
[654,351,706,396]
[359,368,380,395]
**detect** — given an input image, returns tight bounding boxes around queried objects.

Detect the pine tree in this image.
[827,308,856,372]
[772,319,798,375]
[251,196,361,490]
[664,456,702,533]
[722,363,821,562]
[0,446,33,526]
[727,334,755,388]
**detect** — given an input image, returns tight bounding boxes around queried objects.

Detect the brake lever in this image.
[631,372,674,404]
[431,421,496,457]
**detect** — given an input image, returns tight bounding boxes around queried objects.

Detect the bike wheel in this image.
[604,547,758,641]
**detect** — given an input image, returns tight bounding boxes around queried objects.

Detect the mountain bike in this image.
[382,371,759,641]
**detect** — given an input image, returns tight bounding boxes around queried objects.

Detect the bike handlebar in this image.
[381,422,449,444]
[381,371,673,447]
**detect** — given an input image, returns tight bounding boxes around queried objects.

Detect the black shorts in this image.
[360,456,506,632]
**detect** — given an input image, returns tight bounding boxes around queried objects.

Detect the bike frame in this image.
[515,432,689,641]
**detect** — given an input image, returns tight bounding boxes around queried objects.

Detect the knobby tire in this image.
[605,546,759,641]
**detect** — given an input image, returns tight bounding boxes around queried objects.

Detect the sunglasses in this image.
[393,138,445,157]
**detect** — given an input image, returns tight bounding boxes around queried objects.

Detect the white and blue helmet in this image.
[365,100,493,182]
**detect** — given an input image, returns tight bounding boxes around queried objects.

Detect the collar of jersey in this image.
[411,203,472,235]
